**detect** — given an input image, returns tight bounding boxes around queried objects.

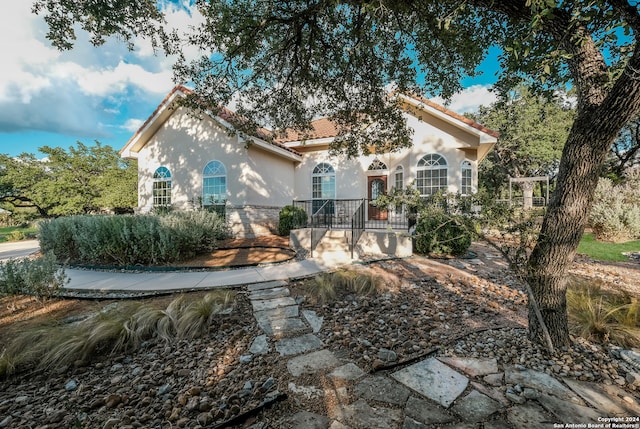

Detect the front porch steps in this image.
[312,230,357,265]
[289,228,413,265]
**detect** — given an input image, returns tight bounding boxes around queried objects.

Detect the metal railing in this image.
[309,199,332,258]
[292,199,410,231]
[351,199,365,258]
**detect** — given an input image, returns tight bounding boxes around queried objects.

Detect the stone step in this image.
[249,287,291,301]
[258,317,308,337]
[275,333,323,356]
[247,280,288,292]
[254,305,299,321]
[252,296,297,312]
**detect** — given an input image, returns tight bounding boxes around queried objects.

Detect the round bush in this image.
[278,205,308,236]
[414,209,472,257]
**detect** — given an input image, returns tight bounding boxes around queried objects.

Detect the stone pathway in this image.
[244,280,640,428]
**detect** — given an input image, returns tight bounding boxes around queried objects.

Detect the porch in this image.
[290,199,413,262]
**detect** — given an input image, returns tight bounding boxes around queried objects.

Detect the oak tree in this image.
[0,142,137,216]
[33,0,640,347]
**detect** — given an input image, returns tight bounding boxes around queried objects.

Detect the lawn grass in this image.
[577,233,640,262]
[0,226,38,243]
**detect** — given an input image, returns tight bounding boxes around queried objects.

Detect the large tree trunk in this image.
[526,99,640,347]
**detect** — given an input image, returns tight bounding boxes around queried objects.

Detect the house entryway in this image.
[367,175,387,221]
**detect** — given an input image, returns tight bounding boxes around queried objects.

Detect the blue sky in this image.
[0,2,500,159]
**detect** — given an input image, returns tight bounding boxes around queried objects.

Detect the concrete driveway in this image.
[0,239,39,262]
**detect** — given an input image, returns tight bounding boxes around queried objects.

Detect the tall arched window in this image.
[461,160,473,195]
[394,165,404,191]
[202,160,227,205]
[153,166,172,207]
[416,154,448,196]
[312,162,336,213]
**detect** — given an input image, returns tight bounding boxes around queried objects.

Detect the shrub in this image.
[39,212,230,266]
[278,205,308,236]
[590,175,640,241]
[0,253,67,298]
[414,208,473,257]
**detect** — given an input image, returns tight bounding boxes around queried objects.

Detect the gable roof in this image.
[120,85,302,161]
[273,93,499,145]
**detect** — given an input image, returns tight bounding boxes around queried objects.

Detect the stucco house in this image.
[120,85,498,238]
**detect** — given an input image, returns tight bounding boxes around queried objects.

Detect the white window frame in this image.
[416,154,448,196]
[202,160,227,205]
[461,160,473,196]
[152,166,172,207]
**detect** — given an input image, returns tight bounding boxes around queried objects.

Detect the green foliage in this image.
[0,253,67,298]
[39,212,229,266]
[589,173,640,242]
[414,207,473,257]
[278,205,308,236]
[567,280,640,348]
[0,226,38,242]
[472,86,574,195]
[0,291,236,376]
[0,142,137,217]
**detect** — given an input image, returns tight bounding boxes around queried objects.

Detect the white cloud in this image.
[122,118,144,132]
[431,85,498,115]
[0,1,186,137]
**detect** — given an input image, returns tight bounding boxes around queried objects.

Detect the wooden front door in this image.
[368,175,388,220]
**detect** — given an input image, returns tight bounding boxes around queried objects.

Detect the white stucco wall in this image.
[291,111,480,200]
[136,107,296,212]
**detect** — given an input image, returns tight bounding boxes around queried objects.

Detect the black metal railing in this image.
[292,199,410,231]
[351,199,365,258]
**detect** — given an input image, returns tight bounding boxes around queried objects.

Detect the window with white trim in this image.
[152,166,172,207]
[416,154,448,196]
[461,160,473,195]
[312,162,336,200]
[394,165,404,190]
[202,160,227,205]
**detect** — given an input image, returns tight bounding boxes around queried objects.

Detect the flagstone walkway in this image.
[243,280,640,429]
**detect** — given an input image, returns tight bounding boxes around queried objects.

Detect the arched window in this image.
[153,166,172,207]
[202,160,227,205]
[416,154,448,196]
[461,160,473,195]
[367,158,388,171]
[394,165,404,190]
[312,162,336,213]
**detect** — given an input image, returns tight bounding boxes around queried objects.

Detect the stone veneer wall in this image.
[226,205,282,238]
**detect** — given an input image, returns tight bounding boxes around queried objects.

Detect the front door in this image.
[368,176,388,220]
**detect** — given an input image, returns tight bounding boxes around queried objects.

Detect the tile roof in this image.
[405,93,500,138]
[123,85,302,157]
[274,117,341,143]
[273,94,499,143]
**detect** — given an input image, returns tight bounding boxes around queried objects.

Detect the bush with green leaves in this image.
[39,211,230,266]
[278,205,308,236]
[0,252,67,298]
[414,207,473,257]
[589,173,640,242]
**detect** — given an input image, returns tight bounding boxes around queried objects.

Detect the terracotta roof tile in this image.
[406,93,500,138]
[274,117,341,143]
[273,94,499,144]
[123,85,301,157]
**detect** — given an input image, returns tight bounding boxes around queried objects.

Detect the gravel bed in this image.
[1,254,639,428]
